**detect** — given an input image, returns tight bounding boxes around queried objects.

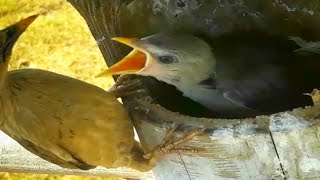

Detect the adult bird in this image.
[0,15,203,172]
[97,32,320,118]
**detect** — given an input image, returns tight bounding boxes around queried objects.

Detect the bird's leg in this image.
[116,120,205,172]
[143,127,206,160]
[108,75,146,98]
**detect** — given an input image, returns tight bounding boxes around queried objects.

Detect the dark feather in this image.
[210,31,319,116]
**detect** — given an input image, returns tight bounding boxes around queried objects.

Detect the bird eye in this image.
[158,55,178,64]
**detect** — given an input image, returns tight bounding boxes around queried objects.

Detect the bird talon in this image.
[115,75,142,88]
[143,127,206,160]
[108,75,147,98]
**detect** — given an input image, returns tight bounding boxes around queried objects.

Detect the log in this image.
[65,0,320,179]
[127,99,320,179]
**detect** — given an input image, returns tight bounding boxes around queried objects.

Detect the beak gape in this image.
[96,37,148,77]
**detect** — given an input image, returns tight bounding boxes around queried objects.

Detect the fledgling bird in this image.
[97,33,320,118]
[0,15,157,171]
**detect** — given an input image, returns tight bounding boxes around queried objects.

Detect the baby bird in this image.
[97,33,320,118]
[0,15,154,171]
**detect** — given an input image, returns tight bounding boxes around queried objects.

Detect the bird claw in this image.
[108,75,146,98]
[143,127,206,160]
[116,75,142,87]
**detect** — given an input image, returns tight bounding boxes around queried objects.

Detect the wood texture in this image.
[127,99,320,180]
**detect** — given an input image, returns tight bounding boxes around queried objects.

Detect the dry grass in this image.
[0,0,121,179]
[0,0,114,89]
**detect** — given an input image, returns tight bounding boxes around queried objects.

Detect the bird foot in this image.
[143,127,206,160]
[108,75,146,98]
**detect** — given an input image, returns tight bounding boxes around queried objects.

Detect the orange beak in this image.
[96,37,147,77]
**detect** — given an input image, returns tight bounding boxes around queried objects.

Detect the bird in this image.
[0,14,149,171]
[0,15,205,172]
[97,32,320,118]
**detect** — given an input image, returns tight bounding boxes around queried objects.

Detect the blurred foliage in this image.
[0,0,122,179]
[0,0,114,89]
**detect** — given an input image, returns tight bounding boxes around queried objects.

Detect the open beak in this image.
[1,14,39,61]
[96,37,148,77]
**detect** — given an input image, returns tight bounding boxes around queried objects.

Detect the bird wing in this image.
[4,133,95,170]
[5,69,135,169]
[289,36,320,55]
[211,32,319,115]
[221,66,310,114]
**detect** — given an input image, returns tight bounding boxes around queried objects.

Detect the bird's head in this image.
[0,15,38,63]
[97,33,216,91]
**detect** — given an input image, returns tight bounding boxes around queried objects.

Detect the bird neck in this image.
[0,63,12,127]
[164,73,216,107]
[0,62,8,90]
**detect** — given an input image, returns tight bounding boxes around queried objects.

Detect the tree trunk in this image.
[66,0,320,179]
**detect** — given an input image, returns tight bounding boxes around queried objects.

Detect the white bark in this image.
[2,105,320,180]
[130,101,320,180]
